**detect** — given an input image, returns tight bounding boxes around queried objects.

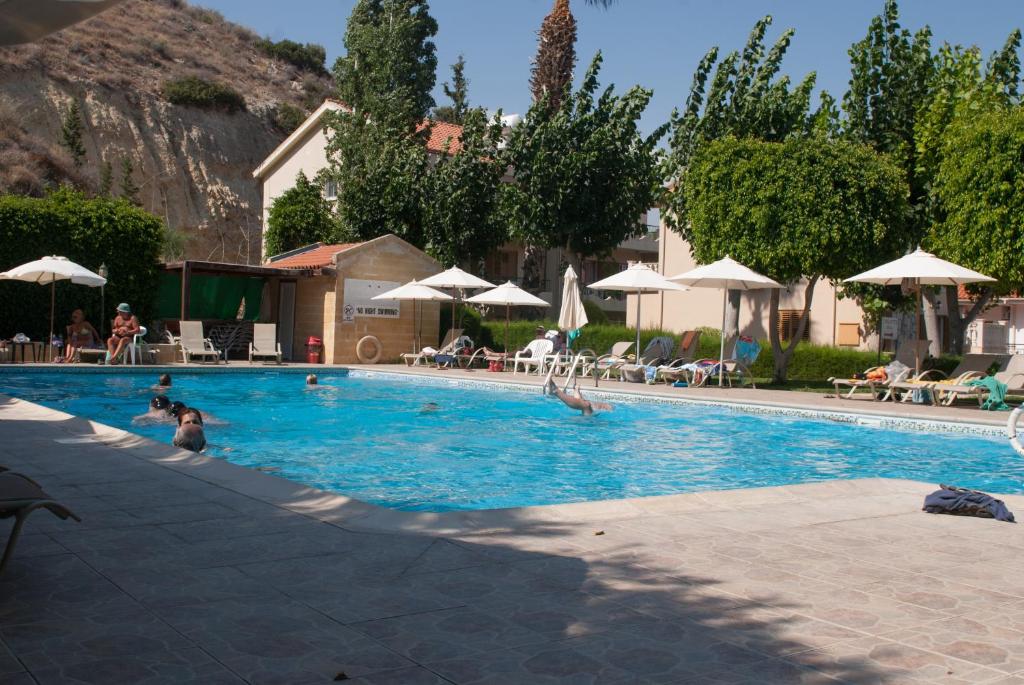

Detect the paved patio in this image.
[1,383,1024,684]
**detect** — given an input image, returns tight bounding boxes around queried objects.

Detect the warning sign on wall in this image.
[342,279,400,322]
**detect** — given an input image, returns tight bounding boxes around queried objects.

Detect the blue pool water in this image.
[1,370,1021,511]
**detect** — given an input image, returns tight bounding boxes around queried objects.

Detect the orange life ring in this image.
[355,335,383,364]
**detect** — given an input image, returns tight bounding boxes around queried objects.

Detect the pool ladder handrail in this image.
[543,348,599,394]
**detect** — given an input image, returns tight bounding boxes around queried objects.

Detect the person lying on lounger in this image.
[545,380,612,416]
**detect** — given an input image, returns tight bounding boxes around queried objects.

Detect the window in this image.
[324,180,338,200]
[777,310,811,342]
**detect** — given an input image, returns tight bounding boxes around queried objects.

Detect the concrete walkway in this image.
[2,390,1024,683]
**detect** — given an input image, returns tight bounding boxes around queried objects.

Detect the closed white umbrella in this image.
[373,280,452,353]
[558,265,588,349]
[0,256,107,361]
[845,248,996,373]
[419,267,496,340]
[588,262,685,357]
[467,281,550,355]
[669,255,781,386]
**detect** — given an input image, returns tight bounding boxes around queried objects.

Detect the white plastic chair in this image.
[249,324,282,364]
[513,339,553,375]
[179,321,222,364]
[125,326,150,366]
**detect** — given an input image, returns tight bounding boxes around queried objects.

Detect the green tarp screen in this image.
[156,272,264,321]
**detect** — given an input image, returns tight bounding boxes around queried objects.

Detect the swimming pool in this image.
[1,369,1021,511]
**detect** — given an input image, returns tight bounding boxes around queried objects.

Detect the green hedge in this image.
[0,189,164,341]
[475,321,903,381]
[255,38,327,75]
[162,77,246,113]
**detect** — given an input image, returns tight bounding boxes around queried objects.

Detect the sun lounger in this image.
[0,471,80,576]
[402,329,462,367]
[248,323,282,364]
[892,353,1008,405]
[922,354,1019,406]
[513,339,553,375]
[587,341,634,379]
[655,331,701,383]
[619,336,675,383]
[829,340,929,400]
[179,321,222,364]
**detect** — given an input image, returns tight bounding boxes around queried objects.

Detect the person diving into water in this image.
[545,380,612,416]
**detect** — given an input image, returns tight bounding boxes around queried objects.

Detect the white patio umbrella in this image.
[558,265,588,349]
[0,256,107,361]
[418,266,496,339]
[845,247,995,374]
[372,280,452,353]
[588,262,686,357]
[669,255,781,386]
[466,282,550,355]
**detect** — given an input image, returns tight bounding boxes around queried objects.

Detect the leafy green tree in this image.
[503,53,666,270]
[530,0,577,112]
[97,159,113,197]
[433,55,469,124]
[264,171,339,256]
[684,136,909,382]
[421,109,507,266]
[60,100,87,168]
[331,0,438,131]
[928,108,1024,353]
[119,157,139,204]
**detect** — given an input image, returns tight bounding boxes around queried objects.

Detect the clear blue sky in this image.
[196,0,1022,135]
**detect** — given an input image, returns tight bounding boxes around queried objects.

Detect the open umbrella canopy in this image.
[418,266,495,290]
[844,248,995,286]
[669,255,780,387]
[558,265,588,334]
[668,255,781,290]
[371,280,452,302]
[589,263,685,357]
[0,0,126,46]
[0,256,107,286]
[465,282,549,307]
[588,262,686,294]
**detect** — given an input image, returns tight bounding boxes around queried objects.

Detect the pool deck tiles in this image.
[2,385,1024,683]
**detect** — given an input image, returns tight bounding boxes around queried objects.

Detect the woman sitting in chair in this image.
[62,309,100,363]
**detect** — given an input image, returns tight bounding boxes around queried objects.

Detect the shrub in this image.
[162,77,246,113]
[271,103,307,135]
[582,299,609,325]
[255,38,327,75]
[264,172,336,256]
[0,188,164,340]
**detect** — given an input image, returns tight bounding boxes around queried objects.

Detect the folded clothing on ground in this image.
[923,484,1015,522]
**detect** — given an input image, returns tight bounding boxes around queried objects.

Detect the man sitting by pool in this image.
[545,380,612,416]
[106,303,140,364]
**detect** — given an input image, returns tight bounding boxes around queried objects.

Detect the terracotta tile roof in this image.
[269,243,361,270]
[419,120,463,154]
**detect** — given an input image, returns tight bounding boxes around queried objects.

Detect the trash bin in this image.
[305,336,323,364]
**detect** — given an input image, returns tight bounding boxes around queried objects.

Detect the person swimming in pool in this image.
[173,407,206,453]
[151,373,171,391]
[134,395,177,424]
[420,402,440,413]
[546,380,612,416]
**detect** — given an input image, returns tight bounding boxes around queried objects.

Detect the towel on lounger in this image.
[965,376,1010,411]
[923,484,1015,522]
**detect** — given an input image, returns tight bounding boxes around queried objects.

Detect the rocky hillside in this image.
[0,0,333,263]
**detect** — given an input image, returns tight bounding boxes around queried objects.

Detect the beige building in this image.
[268,235,442,364]
[627,222,874,349]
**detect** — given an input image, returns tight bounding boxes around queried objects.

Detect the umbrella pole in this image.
[505,304,510,361]
[915,282,921,375]
[719,288,727,387]
[49,280,55,363]
[635,290,642,361]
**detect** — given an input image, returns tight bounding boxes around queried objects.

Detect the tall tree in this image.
[97,159,113,197]
[264,171,340,256]
[684,136,909,383]
[324,0,438,244]
[504,53,666,271]
[433,55,470,124]
[59,100,87,168]
[331,0,438,131]
[119,157,139,205]
[530,0,577,113]
[421,109,507,266]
